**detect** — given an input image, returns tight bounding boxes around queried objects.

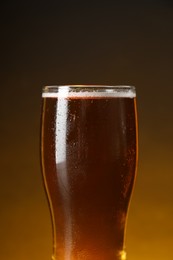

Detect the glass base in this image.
[51,249,126,260]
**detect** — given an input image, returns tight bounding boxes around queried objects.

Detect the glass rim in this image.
[42,85,136,98]
[43,85,135,91]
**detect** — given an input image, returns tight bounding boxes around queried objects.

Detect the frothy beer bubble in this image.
[42,86,136,98]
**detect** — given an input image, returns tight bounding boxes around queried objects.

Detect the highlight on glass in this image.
[41,85,138,260]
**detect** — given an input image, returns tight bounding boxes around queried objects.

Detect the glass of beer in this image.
[41,85,138,260]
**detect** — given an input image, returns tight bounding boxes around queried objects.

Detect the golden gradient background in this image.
[1,1,173,259]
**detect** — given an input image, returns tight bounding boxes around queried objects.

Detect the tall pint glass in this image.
[41,85,138,260]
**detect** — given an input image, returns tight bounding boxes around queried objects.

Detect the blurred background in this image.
[1,1,173,259]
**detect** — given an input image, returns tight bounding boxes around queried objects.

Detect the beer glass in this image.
[41,85,138,260]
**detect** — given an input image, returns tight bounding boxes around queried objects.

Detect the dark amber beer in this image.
[41,85,138,260]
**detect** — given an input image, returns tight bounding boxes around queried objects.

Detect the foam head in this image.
[42,85,136,98]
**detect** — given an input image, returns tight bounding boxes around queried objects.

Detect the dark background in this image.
[1,1,173,259]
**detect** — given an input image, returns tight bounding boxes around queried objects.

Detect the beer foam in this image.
[42,86,136,98]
